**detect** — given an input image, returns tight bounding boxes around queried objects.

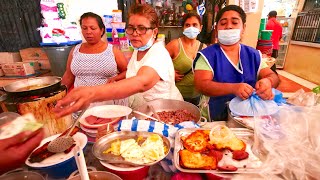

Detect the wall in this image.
[228,0,265,48]
[284,44,320,84]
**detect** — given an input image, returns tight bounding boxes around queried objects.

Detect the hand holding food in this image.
[0,129,44,174]
[255,78,274,100]
[233,83,254,100]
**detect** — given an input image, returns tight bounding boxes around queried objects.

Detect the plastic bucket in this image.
[261,30,273,40]
[256,40,273,56]
[43,46,74,77]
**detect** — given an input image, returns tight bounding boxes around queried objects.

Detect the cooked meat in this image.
[182,130,209,152]
[217,165,238,171]
[214,137,246,151]
[232,150,249,160]
[179,149,217,170]
[148,109,197,125]
[85,115,119,125]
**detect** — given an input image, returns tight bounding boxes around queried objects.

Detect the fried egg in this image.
[141,134,165,161]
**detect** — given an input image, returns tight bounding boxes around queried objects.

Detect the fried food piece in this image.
[209,126,246,151]
[217,165,238,171]
[179,149,217,170]
[182,130,209,152]
[232,150,249,160]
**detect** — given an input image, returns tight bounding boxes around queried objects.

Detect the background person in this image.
[62,12,128,107]
[193,5,280,121]
[166,13,207,106]
[266,10,282,73]
[54,4,182,117]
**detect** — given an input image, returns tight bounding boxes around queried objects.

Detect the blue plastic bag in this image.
[229,91,279,116]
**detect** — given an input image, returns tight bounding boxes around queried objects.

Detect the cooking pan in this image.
[131,99,207,126]
[0,76,62,97]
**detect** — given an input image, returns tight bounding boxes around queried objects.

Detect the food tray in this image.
[92,131,171,166]
[174,128,278,174]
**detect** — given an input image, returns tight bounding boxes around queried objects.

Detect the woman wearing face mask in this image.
[53,4,183,117]
[193,5,280,121]
[166,13,207,106]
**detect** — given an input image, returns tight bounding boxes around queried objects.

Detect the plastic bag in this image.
[229,92,279,116]
[287,89,319,106]
[252,106,320,179]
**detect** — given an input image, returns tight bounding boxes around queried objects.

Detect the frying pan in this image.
[0,76,63,97]
[131,99,207,126]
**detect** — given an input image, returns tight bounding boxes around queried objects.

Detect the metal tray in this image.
[92,131,171,166]
[174,128,278,174]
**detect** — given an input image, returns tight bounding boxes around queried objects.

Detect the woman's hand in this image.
[233,83,254,100]
[255,78,274,100]
[54,86,97,117]
[175,70,184,82]
[0,129,44,175]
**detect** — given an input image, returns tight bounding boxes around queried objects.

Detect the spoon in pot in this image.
[47,109,87,153]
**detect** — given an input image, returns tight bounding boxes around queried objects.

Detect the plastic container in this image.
[256,39,273,56]
[43,46,74,77]
[0,169,45,180]
[157,34,165,45]
[100,161,149,180]
[261,30,273,40]
[103,15,113,28]
[112,10,122,22]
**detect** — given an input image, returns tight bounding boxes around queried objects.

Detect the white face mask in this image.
[217,29,241,45]
[183,27,200,39]
[133,35,154,51]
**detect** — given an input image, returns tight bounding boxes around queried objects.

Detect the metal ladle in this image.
[47,109,87,153]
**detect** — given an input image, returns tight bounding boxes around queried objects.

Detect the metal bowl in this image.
[131,99,205,125]
[92,131,171,166]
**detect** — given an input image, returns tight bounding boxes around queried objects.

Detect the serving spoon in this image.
[47,109,87,153]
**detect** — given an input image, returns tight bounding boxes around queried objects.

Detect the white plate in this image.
[25,132,87,168]
[79,105,132,129]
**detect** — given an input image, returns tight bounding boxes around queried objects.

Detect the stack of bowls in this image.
[78,105,132,143]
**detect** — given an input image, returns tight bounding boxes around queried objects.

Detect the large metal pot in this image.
[131,99,206,125]
[0,76,62,97]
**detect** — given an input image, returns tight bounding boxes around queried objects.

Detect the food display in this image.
[103,134,167,164]
[28,126,80,163]
[93,131,170,166]
[174,126,263,173]
[148,109,197,125]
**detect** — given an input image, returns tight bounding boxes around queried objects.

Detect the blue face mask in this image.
[133,35,155,51]
[217,29,241,45]
[183,27,200,39]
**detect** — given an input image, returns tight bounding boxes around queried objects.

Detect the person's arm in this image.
[166,39,184,82]
[0,129,44,175]
[108,46,128,83]
[61,47,76,89]
[165,39,179,59]
[194,55,254,100]
[54,66,161,117]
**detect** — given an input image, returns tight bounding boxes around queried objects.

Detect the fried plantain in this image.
[182,130,209,152]
[179,149,217,170]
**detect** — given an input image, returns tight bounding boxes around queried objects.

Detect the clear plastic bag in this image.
[287,89,319,106]
[252,106,320,179]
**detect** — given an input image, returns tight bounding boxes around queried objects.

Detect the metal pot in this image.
[0,76,62,97]
[131,99,206,126]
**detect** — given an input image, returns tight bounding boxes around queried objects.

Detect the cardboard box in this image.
[23,61,40,71]
[2,62,35,76]
[38,60,51,70]
[19,48,49,61]
[0,52,22,64]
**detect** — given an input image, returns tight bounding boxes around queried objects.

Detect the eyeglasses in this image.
[126,26,154,35]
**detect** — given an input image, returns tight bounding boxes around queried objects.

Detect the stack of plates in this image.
[78,105,132,143]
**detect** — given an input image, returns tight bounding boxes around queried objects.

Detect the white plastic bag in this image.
[253,106,320,179]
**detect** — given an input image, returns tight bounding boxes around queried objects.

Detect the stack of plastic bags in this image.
[38,0,82,45]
